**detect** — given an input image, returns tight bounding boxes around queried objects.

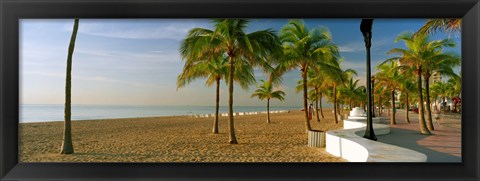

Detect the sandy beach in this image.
[20,108,347,162]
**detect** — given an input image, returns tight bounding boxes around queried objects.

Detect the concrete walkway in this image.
[373,109,461,162]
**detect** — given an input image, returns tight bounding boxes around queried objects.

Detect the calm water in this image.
[20,104,301,123]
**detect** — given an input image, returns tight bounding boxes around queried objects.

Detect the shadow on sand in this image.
[357,128,460,162]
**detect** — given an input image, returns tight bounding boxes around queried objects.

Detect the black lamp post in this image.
[361,19,377,141]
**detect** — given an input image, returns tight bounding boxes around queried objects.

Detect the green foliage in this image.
[416,19,461,36]
[251,80,286,101]
[179,19,281,143]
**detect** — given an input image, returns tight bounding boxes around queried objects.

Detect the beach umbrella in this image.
[360,19,377,141]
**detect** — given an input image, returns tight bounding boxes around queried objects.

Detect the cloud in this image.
[274,84,289,92]
[75,49,115,57]
[341,59,389,87]
[76,76,119,83]
[76,48,182,63]
[338,37,393,53]
[338,42,365,53]
[23,72,64,77]
[77,21,209,40]
[353,73,368,87]
[24,71,118,83]
[23,71,162,88]
[341,60,367,86]
[341,60,365,70]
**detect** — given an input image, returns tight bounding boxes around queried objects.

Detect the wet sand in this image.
[20,109,347,162]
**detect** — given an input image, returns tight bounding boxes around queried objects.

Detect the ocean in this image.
[20,104,301,123]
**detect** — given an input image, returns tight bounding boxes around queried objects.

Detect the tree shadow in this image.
[369,128,461,162]
[72,152,141,157]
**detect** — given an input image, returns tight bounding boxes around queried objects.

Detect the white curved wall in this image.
[326,119,427,162]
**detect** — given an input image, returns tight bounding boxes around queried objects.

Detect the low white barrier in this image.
[192,110,290,118]
[308,130,325,147]
[326,119,427,162]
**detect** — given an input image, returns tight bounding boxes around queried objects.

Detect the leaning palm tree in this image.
[277,19,340,131]
[177,54,255,134]
[251,80,286,123]
[180,19,280,144]
[416,19,461,36]
[60,18,79,154]
[385,32,455,134]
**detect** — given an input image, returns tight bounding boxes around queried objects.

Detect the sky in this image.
[20,19,461,107]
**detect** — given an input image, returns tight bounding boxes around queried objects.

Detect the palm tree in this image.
[431,81,450,112]
[180,19,280,144]
[421,52,460,130]
[324,59,356,124]
[373,83,383,116]
[177,55,255,134]
[375,61,402,125]
[398,75,416,123]
[309,71,329,121]
[60,18,79,154]
[416,19,461,35]
[385,32,456,134]
[251,80,286,123]
[339,78,366,110]
[278,19,339,131]
[446,73,461,98]
[431,81,445,112]
[295,68,328,122]
[429,82,440,112]
[446,74,462,112]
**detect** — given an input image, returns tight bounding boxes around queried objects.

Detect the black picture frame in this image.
[1,0,479,180]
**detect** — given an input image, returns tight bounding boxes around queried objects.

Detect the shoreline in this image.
[20,104,307,123]
[20,109,296,124]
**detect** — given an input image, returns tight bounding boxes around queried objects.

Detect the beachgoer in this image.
[308,104,313,121]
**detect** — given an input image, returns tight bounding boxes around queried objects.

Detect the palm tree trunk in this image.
[333,84,338,124]
[228,56,238,144]
[442,96,446,112]
[311,101,315,116]
[387,102,390,116]
[315,88,320,122]
[377,95,381,116]
[424,75,434,131]
[319,93,324,118]
[213,78,220,134]
[390,90,396,125]
[60,18,79,154]
[267,99,271,123]
[405,92,410,123]
[417,66,431,135]
[302,69,312,131]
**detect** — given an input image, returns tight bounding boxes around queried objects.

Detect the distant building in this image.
[429,72,442,85]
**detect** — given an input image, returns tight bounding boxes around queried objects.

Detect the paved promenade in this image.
[374,109,461,162]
